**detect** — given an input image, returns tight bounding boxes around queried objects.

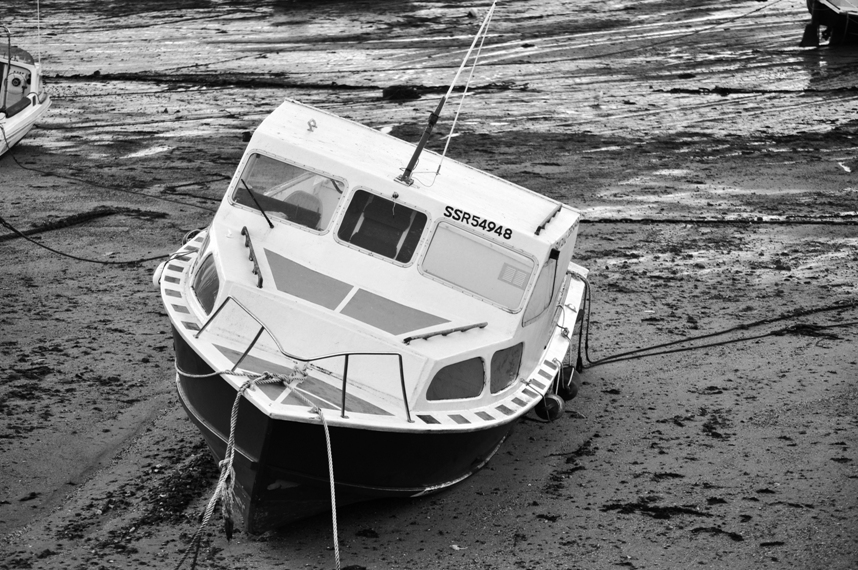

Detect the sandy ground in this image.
[1,1,857,569]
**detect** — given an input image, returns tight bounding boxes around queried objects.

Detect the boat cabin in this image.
[185,99,583,419]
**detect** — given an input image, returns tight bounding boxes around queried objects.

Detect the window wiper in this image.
[240,179,274,229]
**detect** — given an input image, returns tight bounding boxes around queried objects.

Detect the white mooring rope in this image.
[173,364,341,570]
[436,0,498,175]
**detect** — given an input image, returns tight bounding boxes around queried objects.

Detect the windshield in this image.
[232,153,345,231]
[421,222,535,311]
[1,63,32,112]
[336,190,427,263]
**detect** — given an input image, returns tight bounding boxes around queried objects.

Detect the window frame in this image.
[332,187,430,267]
[521,251,560,327]
[490,343,524,394]
[418,221,538,313]
[191,253,220,315]
[228,151,348,235]
[425,357,487,402]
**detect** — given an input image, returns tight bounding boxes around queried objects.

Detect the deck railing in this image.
[195,295,413,422]
[240,226,263,288]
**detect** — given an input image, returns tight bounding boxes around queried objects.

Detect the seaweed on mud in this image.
[55,441,218,544]
[602,495,711,520]
[701,408,732,439]
[543,465,586,497]
[137,444,220,527]
[651,472,685,482]
[564,437,599,461]
[690,526,744,541]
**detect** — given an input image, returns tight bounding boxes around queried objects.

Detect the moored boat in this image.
[0,28,51,156]
[154,7,590,534]
[800,0,858,46]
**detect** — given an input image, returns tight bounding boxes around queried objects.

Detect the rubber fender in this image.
[535,393,565,421]
[557,365,582,401]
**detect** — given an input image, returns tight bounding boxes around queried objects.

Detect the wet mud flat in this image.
[1,1,857,569]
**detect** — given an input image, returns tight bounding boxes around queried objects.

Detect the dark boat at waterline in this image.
[801,0,858,46]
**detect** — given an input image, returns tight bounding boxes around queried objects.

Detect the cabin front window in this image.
[337,190,427,263]
[426,358,485,401]
[232,153,345,232]
[421,223,534,311]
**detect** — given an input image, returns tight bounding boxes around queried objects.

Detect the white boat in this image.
[0,31,51,156]
[154,98,590,532]
[154,4,589,532]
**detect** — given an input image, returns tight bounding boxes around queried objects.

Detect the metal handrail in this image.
[195,295,413,422]
[403,322,488,345]
[535,204,562,236]
[240,226,263,288]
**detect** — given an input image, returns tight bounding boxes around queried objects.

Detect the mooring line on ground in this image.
[579,288,858,370]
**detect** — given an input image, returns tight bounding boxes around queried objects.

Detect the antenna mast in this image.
[395,1,498,186]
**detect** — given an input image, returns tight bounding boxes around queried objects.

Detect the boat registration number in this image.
[443,206,513,240]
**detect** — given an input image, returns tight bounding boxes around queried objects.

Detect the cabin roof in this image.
[253,99,580,243]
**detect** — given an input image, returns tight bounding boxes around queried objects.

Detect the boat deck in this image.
[162,234,586,432]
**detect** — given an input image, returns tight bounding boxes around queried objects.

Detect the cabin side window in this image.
[421,223,535,311]
[192,254,220,314]
[522,251,559,326]
[232,153,346,232]
[336,190,427,263]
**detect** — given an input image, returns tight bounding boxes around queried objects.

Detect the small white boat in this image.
[0,31,51,156]
[154,4,590,533]
[154,97,590,533]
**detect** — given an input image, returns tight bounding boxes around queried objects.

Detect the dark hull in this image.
[802,0,858,46]
[173,326,516,533]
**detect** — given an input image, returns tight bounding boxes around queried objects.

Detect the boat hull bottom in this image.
[173,327,518,534]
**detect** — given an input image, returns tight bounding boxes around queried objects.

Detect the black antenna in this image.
[395,97,446,186]
[393,1,497,187]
